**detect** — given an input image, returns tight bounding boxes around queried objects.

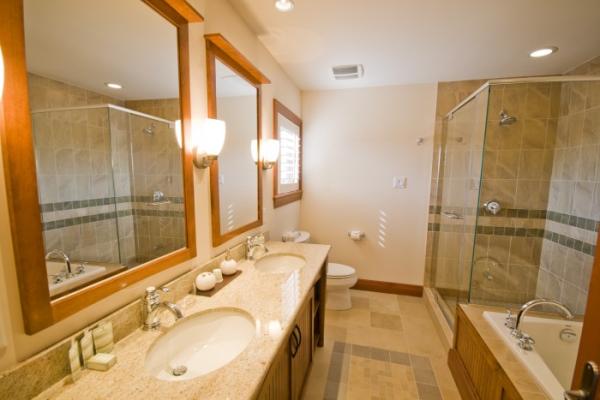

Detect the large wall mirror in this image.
[205,34,270,246]
[0,0,202,333]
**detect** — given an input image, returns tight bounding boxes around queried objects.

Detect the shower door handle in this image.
[441,211,463,220]
[565,361,599,400]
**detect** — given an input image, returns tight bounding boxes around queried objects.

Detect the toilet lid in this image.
[327,263,355,278]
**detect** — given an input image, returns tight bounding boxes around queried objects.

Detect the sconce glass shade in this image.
[250,138,279,169]
[199,118,226,156]
[194,118,226,169]
[262,139,280,164]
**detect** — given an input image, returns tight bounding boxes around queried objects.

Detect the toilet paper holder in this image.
[348,230,365,240]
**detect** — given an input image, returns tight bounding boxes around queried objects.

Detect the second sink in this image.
[254,253,306,273]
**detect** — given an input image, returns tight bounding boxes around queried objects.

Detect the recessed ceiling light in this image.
[275,0,294,12]
[105,82,123,90]
[529,47,558,58]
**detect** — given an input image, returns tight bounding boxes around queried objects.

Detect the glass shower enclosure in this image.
[430,77,600,327]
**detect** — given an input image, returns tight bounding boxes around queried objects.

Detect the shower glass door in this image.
[430,87,490,326]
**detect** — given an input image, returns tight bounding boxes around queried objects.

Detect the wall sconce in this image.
[251,138,280,170]
[194,118,226,169]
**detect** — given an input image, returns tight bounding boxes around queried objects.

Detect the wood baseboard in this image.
[354,279,423,297]
[448,348,479,400]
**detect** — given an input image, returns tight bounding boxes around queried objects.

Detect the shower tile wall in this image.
[29,74,185,267]
[470,83,561,306]
[536,80,600,314]
[29,74,123,264]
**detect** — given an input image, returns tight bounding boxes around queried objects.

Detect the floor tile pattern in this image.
[302,289,461,400]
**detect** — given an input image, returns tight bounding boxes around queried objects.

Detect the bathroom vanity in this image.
[23,242,329,400]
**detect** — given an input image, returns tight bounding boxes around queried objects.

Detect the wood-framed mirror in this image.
[273,99,303,208]
[0,0,202,333]
[205,34,270,247]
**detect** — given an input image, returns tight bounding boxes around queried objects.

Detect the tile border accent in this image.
[40,196,184,212]
[42,209,185,231]
[325,341,443,400]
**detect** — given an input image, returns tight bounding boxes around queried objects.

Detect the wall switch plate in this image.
[393,176,407,189]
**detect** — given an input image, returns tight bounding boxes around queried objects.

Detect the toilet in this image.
[326,263,358,310]
[284,230,358,310]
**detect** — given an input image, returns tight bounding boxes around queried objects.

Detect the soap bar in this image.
[86,353,117,371]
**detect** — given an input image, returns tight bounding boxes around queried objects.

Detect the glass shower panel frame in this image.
[430,86,490,326]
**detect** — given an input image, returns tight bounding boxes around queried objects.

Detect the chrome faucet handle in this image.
[511,328,523,339]
[505,309,516,329]
[518,334,535,351]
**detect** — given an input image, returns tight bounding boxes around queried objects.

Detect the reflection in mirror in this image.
[215,59,259,234]
[24,0,186,298]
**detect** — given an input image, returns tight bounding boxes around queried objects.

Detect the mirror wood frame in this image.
[0,0,203,334]
[204,33,270,247]
[272,99,303,208]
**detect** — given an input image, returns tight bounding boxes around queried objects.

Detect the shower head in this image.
[499,110,517,126]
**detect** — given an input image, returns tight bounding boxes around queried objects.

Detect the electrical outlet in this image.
[393,176,407,189]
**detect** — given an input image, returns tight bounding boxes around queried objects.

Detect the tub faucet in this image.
[143,286,183,330]
[511,298,574,339]
[246,232,268,260]
[45,249,72,276]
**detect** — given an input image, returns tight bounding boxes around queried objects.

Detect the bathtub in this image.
[484,311,582,400]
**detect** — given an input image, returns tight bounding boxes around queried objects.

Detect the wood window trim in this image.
[0,0,202,334]
[205,33,270,247]
[273,99,303,209]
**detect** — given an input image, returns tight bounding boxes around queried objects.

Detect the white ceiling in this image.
[229,0,600,91]
[24,0,179,100]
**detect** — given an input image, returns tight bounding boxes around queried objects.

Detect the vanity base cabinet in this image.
[256,262,327,400]
[291,290,313,400]
[256,340,291,400]
[448,307,522,400]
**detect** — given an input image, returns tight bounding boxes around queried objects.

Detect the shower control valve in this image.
[483,200,502,215]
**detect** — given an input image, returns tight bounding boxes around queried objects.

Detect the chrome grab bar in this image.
[441,211,463,220]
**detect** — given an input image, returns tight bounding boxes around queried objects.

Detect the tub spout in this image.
[512,298,574,338]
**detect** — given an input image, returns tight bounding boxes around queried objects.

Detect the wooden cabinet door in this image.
[256,340,291,400]
[291,292,313,400]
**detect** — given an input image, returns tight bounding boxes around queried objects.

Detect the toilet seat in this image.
[327,263,356,279]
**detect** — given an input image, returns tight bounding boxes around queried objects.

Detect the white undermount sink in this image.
[254,253,306,273]
[144,308,255,381]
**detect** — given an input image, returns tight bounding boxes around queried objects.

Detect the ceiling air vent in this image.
[332,64,364,80]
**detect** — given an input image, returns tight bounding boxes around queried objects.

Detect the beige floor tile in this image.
[345,325,409,352]
[326,308,371,328]
[371,311,404,331]
[369,295,402,314]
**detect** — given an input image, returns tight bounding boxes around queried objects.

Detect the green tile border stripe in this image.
[40,196,184,212]
[42,209,185,231]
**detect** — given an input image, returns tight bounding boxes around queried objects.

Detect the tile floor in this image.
[302,290,461,400]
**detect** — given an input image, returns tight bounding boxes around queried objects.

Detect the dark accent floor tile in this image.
[414,368,437,385]
[389,351,410,365]
[370,347,390,362]
[351,344,370,358]
[410,354,432,370]
[332,341,350,354]
[417,383,443,400]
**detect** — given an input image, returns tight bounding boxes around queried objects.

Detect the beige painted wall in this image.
[0,0,301,371]
[300,85,437,285]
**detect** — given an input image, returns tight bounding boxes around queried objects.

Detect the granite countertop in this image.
[460,304,549,400]
[37,242,330,400]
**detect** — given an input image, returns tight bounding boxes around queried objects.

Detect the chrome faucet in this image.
[246,232,268,260]
[142,286,183,330]
[512,298,574,339]
[45,249,72,276]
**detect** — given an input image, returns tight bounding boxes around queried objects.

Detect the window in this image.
[273,99,302,208]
